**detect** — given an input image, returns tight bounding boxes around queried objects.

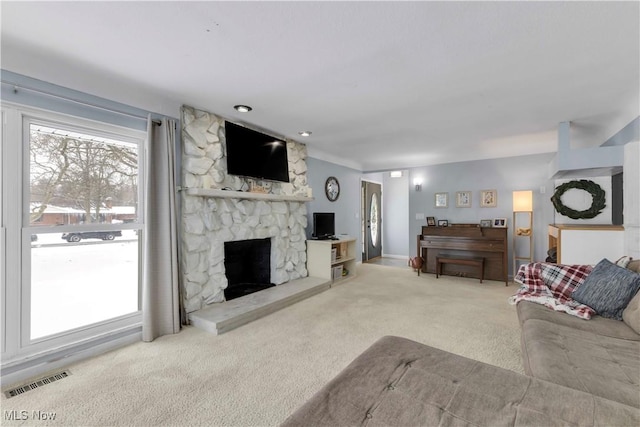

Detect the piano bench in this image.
[436,254,484,283]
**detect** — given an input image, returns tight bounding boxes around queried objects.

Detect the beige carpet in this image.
[1,263,523,427]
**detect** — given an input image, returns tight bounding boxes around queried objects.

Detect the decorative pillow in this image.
[571,258,640,320]
[627,259,640,274]
[615,255,632,268]
[622,290,640,334]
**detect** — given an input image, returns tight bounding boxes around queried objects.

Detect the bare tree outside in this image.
[29,124,138,225]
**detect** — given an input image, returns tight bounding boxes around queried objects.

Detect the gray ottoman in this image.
[282,336,639,426]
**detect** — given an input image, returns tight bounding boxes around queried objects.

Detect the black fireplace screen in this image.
[223,238,274,300]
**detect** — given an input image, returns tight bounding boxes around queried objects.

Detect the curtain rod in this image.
[1,79,162,125]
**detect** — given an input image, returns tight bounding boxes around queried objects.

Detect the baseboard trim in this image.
[381,253,409,260]
[1,327,142,388]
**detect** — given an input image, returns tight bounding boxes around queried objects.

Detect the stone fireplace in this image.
[180,106,311,313]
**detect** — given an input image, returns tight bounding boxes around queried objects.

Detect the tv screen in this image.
[313,212,335,239]
[225,121,290,183]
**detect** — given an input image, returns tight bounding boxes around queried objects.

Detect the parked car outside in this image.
[61,231,122,242]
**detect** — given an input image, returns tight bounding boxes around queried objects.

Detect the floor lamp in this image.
[513,190,533,276]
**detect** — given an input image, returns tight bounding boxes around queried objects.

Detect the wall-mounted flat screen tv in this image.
[225,121,290,183]
[313,212,335,239]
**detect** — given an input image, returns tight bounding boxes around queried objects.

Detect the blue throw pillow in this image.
[572,258,640,320]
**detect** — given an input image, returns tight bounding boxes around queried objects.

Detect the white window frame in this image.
[1,110,6,355]
[2,102,145,364]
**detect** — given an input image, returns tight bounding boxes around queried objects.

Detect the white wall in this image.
[624,141,640,258]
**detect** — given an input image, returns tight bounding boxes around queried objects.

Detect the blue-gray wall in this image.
[308,153,557,271]
[407,153,556,277]
[603,116,640,147]
[381,171,409,258]
[306,157,363,255]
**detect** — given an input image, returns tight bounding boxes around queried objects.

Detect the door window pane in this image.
[370,193,378,247]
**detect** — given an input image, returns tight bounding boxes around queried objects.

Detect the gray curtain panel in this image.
[142,116,181,342]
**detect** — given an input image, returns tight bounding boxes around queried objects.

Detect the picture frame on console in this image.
[493,218,507,228]
[480,219,492,228]
[438,220,449,227]
[426,216,436,226]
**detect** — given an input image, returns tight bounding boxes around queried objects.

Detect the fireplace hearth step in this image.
[225,283,275,301]
[189,276,331,335]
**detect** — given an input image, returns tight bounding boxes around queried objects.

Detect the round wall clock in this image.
[325,176,340,202]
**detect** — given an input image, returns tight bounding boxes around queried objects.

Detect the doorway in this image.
[362,180,382,262]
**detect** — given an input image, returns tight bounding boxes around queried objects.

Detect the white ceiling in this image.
[2,1,638,171]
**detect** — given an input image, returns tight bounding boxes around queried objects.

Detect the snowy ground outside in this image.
[30,230,139,339]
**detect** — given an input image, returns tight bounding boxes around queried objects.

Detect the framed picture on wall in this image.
[481,189,497,207]
[456,191,472,208]
[434,192,448,208]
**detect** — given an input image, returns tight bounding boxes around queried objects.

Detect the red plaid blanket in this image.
[508,262,596,319]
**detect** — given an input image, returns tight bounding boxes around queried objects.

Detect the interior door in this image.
[362,181,382,261]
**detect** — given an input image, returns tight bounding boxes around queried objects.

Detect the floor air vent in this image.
[4,370,71,398]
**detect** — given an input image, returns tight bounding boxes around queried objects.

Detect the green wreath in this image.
[550,179,606,219]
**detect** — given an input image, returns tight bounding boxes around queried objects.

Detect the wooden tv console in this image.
[417,225,508,285]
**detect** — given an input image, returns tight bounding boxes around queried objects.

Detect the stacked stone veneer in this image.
[181,106,310,313]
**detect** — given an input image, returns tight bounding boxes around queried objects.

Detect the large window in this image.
[2,105,144,362]
[27,121,142,340]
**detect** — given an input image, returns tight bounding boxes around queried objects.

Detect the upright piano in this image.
[417,225,508,285]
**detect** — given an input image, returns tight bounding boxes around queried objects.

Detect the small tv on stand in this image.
[312,212,335,240]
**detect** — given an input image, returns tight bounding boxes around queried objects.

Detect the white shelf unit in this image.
[548,224,624,265]
[306,238,357,284]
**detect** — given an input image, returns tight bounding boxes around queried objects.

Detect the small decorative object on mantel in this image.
[481,189,497,207]
[438,220,449,227]
[426,216,436,226]
[550,179,606,219]
[493,218,507,228]
[480,219,492,228]
[249,182,268,193]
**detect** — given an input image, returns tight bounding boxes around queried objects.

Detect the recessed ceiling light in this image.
[234,105,252,113]
[298,131,312,137]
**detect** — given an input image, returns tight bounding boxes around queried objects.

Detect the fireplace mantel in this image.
[186,188,314,202]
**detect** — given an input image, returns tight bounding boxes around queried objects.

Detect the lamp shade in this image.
[513,190,533,212]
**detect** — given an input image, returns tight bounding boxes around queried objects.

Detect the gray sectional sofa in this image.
[518,300,639,409]
[283,263,640,426]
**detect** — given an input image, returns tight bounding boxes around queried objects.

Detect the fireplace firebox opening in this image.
[223,238,274,301]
